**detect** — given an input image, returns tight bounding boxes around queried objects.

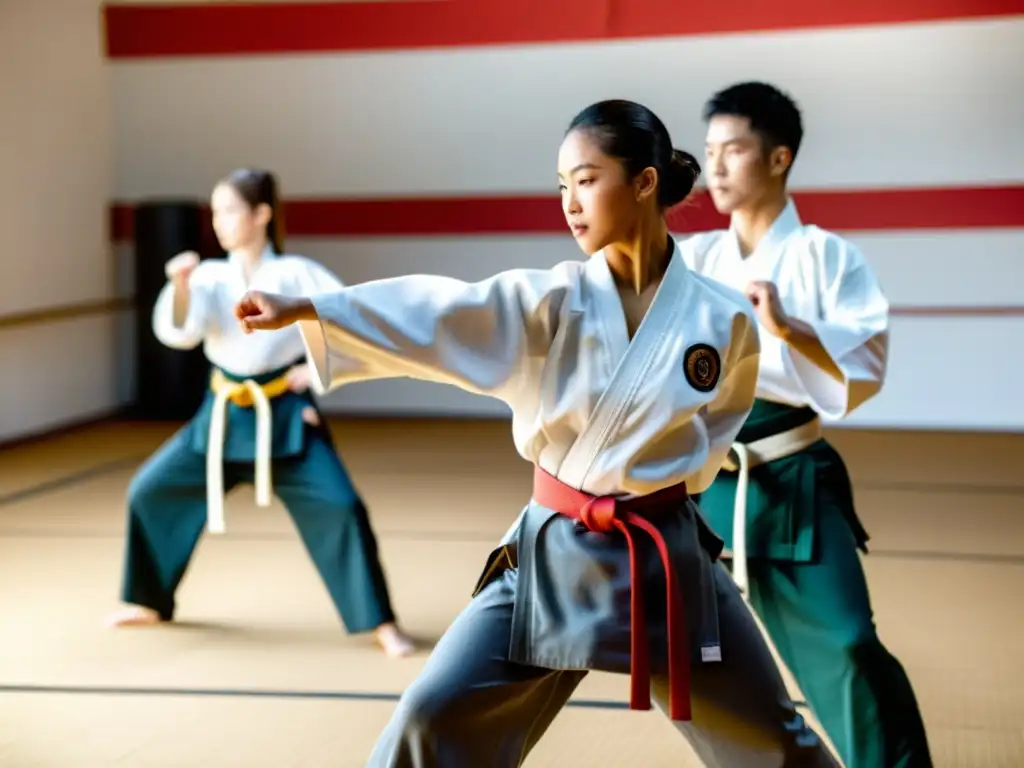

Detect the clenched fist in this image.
[745,280,791,339]
[165,251,200,283]
[234,291,313,334]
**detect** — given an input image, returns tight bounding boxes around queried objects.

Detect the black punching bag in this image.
[132,200,210,420]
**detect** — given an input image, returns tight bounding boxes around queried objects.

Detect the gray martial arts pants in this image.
[367,564,838,767]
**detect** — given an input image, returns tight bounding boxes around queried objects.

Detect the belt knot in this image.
[531,466,693,722]
[579,496,619,533]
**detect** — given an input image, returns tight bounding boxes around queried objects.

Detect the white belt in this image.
[722,417,823,598]
[205,379,274,534]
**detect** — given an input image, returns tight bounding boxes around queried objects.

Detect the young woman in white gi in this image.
[106,168,414,659]
[681,81,932,767]
[234,103,838,766]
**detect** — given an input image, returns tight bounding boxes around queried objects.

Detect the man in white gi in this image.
[680,81,933,768]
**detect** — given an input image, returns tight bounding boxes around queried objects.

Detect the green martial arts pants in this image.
[119,425,396,633]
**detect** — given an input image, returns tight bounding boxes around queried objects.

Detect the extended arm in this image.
[289,265,577,405]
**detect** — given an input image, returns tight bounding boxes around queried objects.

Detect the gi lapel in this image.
[556,242,691,491]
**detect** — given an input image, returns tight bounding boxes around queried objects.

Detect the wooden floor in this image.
[1,418,1022,767]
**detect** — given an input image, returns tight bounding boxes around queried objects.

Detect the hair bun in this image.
[661,149,701,207]
[671,149,701,179]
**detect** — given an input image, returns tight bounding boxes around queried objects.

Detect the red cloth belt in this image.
[531,466,692,722]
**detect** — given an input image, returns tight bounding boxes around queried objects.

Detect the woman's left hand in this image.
[286,364,321,426]
[286,363,311,394]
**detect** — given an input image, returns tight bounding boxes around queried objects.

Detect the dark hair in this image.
[567,99,700,208]
[220,168,285,253]
[702,82,803,164]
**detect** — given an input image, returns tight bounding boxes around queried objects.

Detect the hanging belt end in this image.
[668,703,693,722]
[629,693,654,714]
[255,485,273,508]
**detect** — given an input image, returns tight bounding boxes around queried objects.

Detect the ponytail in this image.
[222,168,285,254]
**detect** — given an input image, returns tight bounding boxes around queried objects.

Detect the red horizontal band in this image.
[109,185,1024,241]
[103,0,1024,59]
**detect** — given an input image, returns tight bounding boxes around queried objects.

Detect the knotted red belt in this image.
[531,466,692,722]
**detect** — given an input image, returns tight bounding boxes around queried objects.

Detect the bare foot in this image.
[375,622,415,658]
[105,604,163,628]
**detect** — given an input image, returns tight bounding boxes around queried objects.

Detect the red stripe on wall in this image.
[110,185,1024,241]
[103,0,1024,59]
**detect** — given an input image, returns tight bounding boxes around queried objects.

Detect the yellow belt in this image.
[721,417,823,599]
[205,369,291,534]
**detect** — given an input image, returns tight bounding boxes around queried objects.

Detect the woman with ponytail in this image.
[107,168,414,659]
[233,103,837,765]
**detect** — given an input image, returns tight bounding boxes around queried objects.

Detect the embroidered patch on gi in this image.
[683,343,721,393]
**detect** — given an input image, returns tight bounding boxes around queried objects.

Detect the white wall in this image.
[0,1,115,442]
[107,13,1024,431]
[3,6,1017,440]
[108,19,1024,196]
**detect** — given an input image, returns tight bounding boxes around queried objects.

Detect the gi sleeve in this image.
[151,263,217,350]
[785,236,889,419]
[297,263,577,405]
